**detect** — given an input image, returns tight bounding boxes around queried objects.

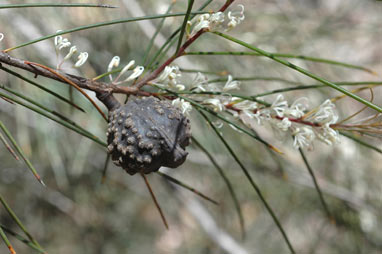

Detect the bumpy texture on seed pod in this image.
[106,96,191,175]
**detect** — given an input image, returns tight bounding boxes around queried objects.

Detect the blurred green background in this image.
[0,0,381,253]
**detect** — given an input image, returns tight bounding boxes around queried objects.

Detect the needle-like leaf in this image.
[192,137,245,239]
[198,110,296,253]
[0,194,43,250]
[176,0,194,54]
[0,65,85,112]
[0,121,45,186]
[0,3,116,9]
[186,51,375,74]
[4,11,208,52]
[156,171,219,205]
[0,91,106,147]
[0,225,16,254]
[0,225,45,253]
[213,32,382,113]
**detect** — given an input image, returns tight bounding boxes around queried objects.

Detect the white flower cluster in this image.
[197,74,241,112]
[230,95,340,149]
[107,56,144,85]
[54,30,88,69]
[150,67,241,116]
[152,65,185,91]
[150,67,339,150]
[188,4,245,36]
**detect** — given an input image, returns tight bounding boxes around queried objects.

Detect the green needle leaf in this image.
[0,121,45,186]
[199,110,295,253]
[192,137,245,239]
[176,0,195,54]
[298,148,332,220]
[0,194,43,251]
[146,0,213,70]
[142,2,176,66]
[0,225,15,254]
[156,171,219,205]
[213,32,382,113]
[186,51,375,74]
[0,132,20,161]
[0,91,106,147]
[0,225,45,253]
[5,11,208,52]
[0,66,85,112]
[0,3,116,9]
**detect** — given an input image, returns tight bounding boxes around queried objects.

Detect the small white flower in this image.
[285,97,308,118]
[153,65,184,91]
[63,46,77,61]
[107,56,121,81]
[203,98,225,112]
[123,66,144,82]
[316,124,340,145]
[118,60,135,77]
[156,66,180,82]
[271,94,288,117]
[0,33,4,42]
[172,98,192,116]
[293,126,315,149]
[191,72,209,91]
[276,118,292,131]
[54,31,71,52]
[308,99,338,124]
[223,75,241,91]
[233,99,258,111]
[74,52,88,68]
[226,4,245,31]
[108,56,120,71]
[193,14,211,34]
[190,12,225,36]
